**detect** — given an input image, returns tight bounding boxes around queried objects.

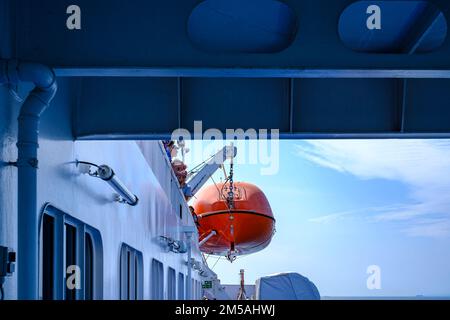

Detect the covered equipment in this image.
[255,272,320,300]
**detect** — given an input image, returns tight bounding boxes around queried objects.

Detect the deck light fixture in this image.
[77,161,139,206]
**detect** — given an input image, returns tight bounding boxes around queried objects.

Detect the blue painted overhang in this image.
[73,77,450,140]
[11,0,450,71]
[4,0,450,139]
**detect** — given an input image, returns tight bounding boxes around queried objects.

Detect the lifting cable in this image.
[211,255,222,270]
[187,153,215,177]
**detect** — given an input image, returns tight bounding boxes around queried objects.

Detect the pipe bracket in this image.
[15,158,39,169]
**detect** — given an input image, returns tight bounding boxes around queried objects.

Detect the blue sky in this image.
[185,139,450,297]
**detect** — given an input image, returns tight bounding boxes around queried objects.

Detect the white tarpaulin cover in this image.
[255,272,320,300]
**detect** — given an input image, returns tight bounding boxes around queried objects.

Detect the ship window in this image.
[179,204,183,220]
[197,280,201,299]
[167,267,176,300]
[178,273,185,300]
[65,223,77,300]
[84,233,94,300]
[198,280,203,299]
[120,243,144,300]
[41,206,103,300]
[42,214,54,300]
[192,280,197,300]
[338,1,447,53]
[151,259,164,300]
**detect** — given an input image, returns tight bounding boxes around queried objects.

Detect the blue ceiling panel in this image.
[404,79,450,132]
[181,78,290,132]
[293,79,399,133]
[75,78,178,137]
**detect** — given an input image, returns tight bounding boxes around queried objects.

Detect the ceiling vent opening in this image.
[187,0,298,53]
[338,1,447,53]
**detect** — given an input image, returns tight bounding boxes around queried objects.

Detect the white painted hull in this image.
[0,80,210,300]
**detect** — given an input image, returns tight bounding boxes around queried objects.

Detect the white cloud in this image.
[403,218,450,238]
[308,204,409,224]
[297,140,450,238]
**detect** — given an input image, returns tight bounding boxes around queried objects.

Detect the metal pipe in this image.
[198,230,216,247]
[97,165,139,206]
[54,67,450,79]
[1,60,57,299]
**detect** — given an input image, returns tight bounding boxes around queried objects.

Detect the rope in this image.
[211,255,222,270]
[203,145,237,262]
[211,175,233,213]
[210,175,223,197]
[187,153,215,176]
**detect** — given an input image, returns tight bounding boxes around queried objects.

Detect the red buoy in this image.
[192,182,275,260]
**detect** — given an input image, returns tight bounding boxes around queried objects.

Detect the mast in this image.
[237,269,247,300]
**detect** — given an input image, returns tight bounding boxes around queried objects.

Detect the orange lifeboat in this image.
[192,181,275,260]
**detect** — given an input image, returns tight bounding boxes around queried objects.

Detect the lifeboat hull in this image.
[193,182,275,256]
